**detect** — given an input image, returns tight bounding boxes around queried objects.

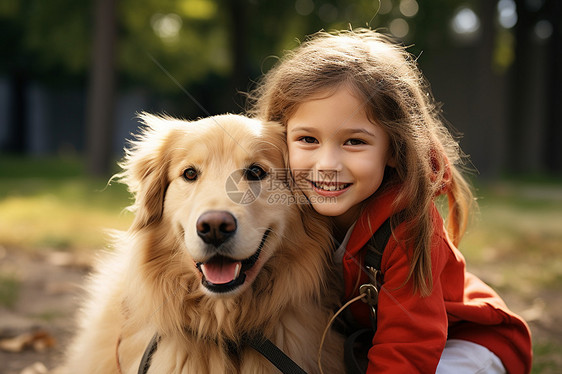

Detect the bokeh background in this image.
[0,0,561,373]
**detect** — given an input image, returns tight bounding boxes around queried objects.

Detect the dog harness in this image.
[137,332,308,374]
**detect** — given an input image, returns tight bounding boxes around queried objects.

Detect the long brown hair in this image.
[248,29,474,296]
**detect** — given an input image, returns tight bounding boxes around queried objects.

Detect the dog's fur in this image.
[62,114,345,373]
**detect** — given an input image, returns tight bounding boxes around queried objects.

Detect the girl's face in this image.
[287,85,394,230]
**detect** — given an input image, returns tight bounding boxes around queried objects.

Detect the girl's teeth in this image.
[315,182,348,191]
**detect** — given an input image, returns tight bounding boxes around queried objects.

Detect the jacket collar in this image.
[345,186,400,258]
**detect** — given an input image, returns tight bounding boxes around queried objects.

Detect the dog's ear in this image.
[261,120,288,166]
[259,120,292,188]
[115,112,178,231]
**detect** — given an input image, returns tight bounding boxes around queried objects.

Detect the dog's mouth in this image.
[195,229,271,293]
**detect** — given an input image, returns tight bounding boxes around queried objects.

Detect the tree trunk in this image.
[6,70,28,153]
[544,0,562,172]
[86,0,116,177]
[474,0,502,177]
[227,0,249,96]
[508,0,533,173]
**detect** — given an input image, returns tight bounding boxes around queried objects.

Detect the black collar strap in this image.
[138,333,159,374]
[244,334,308,374]
[138,332,308,374]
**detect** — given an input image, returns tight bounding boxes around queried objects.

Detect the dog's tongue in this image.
[201,259,241,284]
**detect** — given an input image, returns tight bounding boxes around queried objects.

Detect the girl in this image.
[249,29,532,373]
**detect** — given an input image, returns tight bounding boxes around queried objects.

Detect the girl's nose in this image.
[316,145,343,172]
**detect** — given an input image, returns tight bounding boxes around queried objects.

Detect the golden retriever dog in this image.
[62,114,345,373]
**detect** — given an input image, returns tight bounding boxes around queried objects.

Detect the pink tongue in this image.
[201,260,241,284]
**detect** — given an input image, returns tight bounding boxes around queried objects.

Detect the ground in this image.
[0,248,90,374]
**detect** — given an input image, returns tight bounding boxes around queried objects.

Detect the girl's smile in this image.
[287,85,394,231]
[309,180,351,196]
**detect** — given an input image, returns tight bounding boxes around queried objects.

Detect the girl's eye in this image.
[183,167,198,181]
[245,164,267,181]
[344,138,366,146]
[298,136,318,144]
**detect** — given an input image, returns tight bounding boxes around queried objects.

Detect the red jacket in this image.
[342,189,532,374]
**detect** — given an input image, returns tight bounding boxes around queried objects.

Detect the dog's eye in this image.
[245,165,267,181]
[183,168,198,181]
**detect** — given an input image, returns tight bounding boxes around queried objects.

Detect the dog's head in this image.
[118,113,299,296]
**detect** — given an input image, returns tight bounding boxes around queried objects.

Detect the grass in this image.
[532,342,562,374]
[461,182,562,290]
[0,273,20,308]
[0,156,133,251]
[1,156,561,371]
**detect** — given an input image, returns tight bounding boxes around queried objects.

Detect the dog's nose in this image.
[196,211,237,246]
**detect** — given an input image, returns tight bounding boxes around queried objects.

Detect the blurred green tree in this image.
[1,0,468,97]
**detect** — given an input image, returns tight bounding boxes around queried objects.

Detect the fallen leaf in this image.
[0,329,56,353]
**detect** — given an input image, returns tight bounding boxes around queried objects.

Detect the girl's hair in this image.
[248,28,474,296]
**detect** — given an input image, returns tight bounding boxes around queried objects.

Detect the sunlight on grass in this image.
[0,157,133,250]
[460,183,562,294]
[0,190,133,250]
